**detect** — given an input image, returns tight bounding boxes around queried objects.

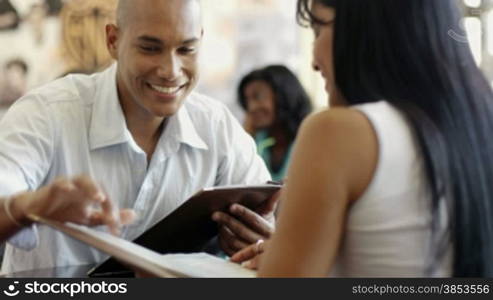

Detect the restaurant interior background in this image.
[1,0,492,118]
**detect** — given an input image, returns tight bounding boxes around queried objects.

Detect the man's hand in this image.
[12,175,135,235]
[212,190,280,256]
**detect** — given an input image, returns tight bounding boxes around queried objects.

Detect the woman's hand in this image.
[230,239,269,270]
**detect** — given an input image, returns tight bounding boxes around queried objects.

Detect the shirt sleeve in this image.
[0,94,55,250]
[214,105,271,186]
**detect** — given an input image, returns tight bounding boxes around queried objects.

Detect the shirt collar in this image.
[89,64,208,152]
[171,101,208,151]
[89,64,129,150]
[162,93,209,154]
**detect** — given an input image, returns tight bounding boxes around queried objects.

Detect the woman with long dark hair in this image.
[238,65,312,182]
[232,0,493,277]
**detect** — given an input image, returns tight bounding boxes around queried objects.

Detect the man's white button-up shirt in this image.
[0,64,270,273]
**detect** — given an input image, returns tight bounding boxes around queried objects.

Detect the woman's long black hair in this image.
[238,65,313,143]
[297,0,493,277]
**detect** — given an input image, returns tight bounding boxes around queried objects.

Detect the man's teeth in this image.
[150,84,181,94]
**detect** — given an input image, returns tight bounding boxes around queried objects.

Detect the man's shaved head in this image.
[116,0,129,27]
[116,0,201,28]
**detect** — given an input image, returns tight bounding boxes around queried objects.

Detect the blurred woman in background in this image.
[238,65,312,182]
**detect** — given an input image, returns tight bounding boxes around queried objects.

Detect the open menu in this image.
[30,215,256,278]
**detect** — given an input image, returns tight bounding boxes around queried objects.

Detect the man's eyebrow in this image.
[136,36,200,45]
[137,35,163,44]
[182,37,200,44]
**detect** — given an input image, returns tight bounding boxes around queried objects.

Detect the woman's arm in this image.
[257,108,378,277]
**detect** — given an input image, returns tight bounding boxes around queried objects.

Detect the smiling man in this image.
[110,0,203,151]
[0,0,274,274]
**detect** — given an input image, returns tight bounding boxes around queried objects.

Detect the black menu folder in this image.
[87,183,281,277]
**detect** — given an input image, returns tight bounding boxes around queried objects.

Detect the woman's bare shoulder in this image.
[297,107,377,150]
[296,107,378,201]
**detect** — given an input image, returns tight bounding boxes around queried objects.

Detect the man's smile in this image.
[148,83,186,95]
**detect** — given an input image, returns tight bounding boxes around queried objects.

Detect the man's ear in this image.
[106,24,119,60]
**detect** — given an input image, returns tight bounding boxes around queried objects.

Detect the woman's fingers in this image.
[231,239,268,270]
[241,257,260,270]
[230,242,258,263]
